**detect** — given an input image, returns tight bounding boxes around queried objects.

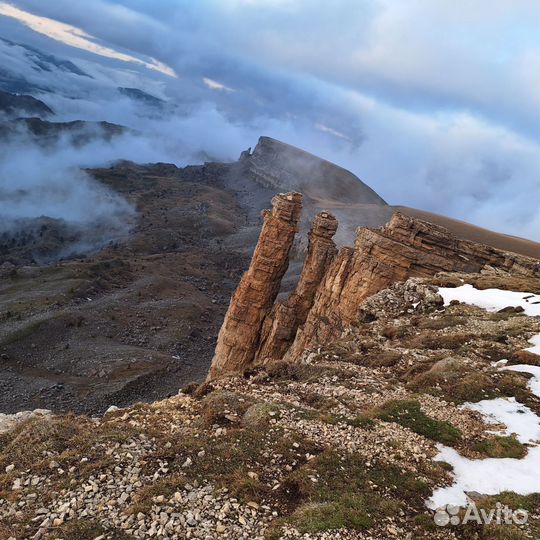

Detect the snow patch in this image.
[504,364,540,398]
[437,284,540,316]
[465,398,540,444]
[428,285,540,509]
[429,445,540,508]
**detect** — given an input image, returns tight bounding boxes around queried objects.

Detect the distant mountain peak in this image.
[240,135,387,206]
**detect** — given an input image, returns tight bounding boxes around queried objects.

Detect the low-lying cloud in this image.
[0,0,538,242]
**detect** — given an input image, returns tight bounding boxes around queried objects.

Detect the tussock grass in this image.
[473,436,527,459]
[374,399,462,446]
[274,449,433,535]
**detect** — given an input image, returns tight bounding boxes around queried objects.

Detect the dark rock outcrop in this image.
[239,136,387,206]
[0,90,53,118]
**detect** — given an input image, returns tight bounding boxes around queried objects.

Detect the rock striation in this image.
[208,192,303,379]
[208,204,539,379]
[285,212,539,359]
[255,211,338,365]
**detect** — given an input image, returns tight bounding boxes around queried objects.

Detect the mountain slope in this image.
[1,273,538,540]
[0,89,53,118]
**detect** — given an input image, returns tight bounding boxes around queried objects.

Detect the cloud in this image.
[0,0,538,241]
[0,2,176,77]
[202,77,235,92]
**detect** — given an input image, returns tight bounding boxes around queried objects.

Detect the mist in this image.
[0,0,538,243]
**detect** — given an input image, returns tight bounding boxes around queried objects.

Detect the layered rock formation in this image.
[208,192,303,379]
[286,212,538,358]
[209,205,539,379]
[255,211,338,364]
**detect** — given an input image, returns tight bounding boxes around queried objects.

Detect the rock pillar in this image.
[255,211,338,364]
[208,192,302,379]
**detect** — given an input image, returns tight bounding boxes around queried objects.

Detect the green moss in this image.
[376,399,462,445]
[346,416,376,429]
[473,436,527,459]
[291,495,386,532]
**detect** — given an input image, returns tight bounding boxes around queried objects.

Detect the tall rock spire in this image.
[207,192,302,379]
[255,211,338,364]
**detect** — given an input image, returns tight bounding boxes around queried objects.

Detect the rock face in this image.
[208,205,539,379]
[239,136,387,206]
[255,211,338,365]
[285,212,539,359]
[208,192,303,379]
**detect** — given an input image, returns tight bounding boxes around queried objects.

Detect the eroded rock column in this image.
[208,192,302,379]
[255,211,338,364]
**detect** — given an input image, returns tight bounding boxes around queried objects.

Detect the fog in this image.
[0,0,538,242]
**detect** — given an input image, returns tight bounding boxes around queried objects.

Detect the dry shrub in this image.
[381,325,408,340]
[0,414,89,470]
[199,390,253,426]
[352,351,402,368]
[508,350,540,366]
[263,360,354,383]
[406,331,474,350]
[416,316,466,330]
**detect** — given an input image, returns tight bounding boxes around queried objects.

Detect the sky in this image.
[0,0,538,240]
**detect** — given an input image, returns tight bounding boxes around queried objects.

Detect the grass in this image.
[415,315,466,330]
[128,474,186,515]
[345,415,376,429]
[198,390,253,426]
[261,360,354,384]
[406,331,475,350]
[471,491,540,514]
[290,495,384,532]
[276,449,432,535]
[470,492,540,540]
[0,413,141,498]
[375,399,462,446]
[144,422,321,506]
[54,519,108,540]
[407,366,538,408]
[0,414,89,472]
[473,436,527,459]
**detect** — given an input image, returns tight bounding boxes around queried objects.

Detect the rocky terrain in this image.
[0,267,538,539]
[0,90,52,119]
[1,121,539,416]
[0,192,539,539]
[0,105,403,415]
[0,160,252,414]
[209,194,538,379]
